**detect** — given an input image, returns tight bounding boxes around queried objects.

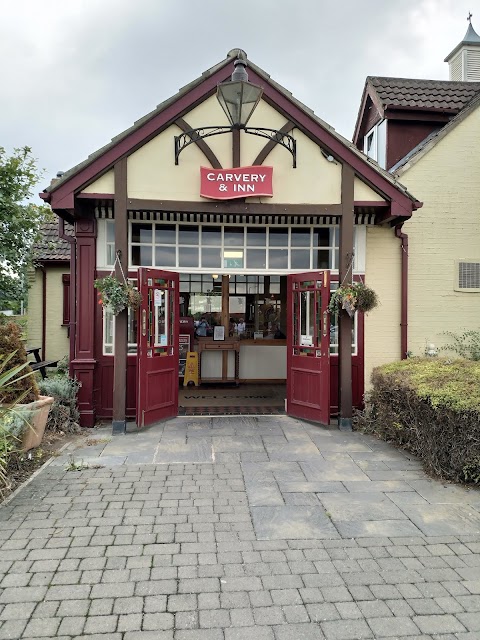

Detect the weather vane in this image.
[468,11,473,23]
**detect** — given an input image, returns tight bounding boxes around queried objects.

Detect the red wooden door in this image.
[136,269,179,427]
[287,271,330,424]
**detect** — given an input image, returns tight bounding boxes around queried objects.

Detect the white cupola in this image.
[445,17,480,81]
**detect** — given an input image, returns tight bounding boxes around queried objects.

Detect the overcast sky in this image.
[0,0,475,202]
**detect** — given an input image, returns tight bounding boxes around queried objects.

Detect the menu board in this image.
[179,335,190,377]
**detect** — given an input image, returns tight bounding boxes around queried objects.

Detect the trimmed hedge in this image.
[355,358,480,484]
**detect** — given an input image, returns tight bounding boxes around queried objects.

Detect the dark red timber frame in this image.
[41,51,420,428]
[136,269,179,427]
[287,271,331,425]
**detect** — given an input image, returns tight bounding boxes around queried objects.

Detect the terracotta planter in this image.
[20,395,54,451]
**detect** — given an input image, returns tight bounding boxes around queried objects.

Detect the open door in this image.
[287,271,330,424]
[136,268,179,427]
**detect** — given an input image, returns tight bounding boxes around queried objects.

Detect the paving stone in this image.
[22,617,61,637]
[367,616,421,637]
[320,618,373,639]
[225,627,274,640]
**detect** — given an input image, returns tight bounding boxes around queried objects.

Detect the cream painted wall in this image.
[27,267,69,364]
[127,94,343,204]
[399,105,480,356]
[82,170,114,194]
[27,270,43,350]
[364,226,401,387]
[354,177,386,202]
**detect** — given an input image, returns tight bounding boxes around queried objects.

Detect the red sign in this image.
[200,166,273,200]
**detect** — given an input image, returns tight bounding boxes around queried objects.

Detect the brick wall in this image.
[400,105,480,356]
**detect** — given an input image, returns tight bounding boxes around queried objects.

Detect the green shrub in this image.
[442,330,480,361]
[356,358,480,484]
[38,376,80,434]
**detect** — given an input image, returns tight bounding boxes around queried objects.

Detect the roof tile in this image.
[32,221,71,262]
[368,76,480,111]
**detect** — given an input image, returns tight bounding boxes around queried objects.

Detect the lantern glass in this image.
[217,80,263,127]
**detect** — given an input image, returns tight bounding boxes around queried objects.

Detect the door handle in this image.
[142,309,147,336]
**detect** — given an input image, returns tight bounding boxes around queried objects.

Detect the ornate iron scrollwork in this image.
[174,126,297,167]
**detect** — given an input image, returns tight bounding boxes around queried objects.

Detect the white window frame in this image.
[124,221,366,276]
[454,259,480,292]
[364,126,377,161]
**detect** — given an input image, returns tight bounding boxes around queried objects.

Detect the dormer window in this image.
[365,129,377,160]
[363,121,386,168]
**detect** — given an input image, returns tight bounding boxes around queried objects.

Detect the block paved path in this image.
[0,415,479,640]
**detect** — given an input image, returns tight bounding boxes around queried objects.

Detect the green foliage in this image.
[0,352,37,499]
[328,283,378,315]
[0,147,52,304]
[94,275,142,316]
[442,330,480,361]
[0,321,38,404]
[356,358,480,484]
[380,357,480,413]
[38,376,80,434]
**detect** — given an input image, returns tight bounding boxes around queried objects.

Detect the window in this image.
[103,279,139,355]
[365,130,376,161]
[455,260,480,292]
[62,274,70,326]
[363,121,386,168]
[129,222,358,273]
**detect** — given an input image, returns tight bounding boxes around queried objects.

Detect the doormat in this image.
[179,406,285,416]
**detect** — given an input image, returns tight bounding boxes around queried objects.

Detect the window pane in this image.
[155,246,176,267]
[202,226,221,246]
[291,250,310,269]
[201,248,221,268]
[107,245,115,266]
[269,228,288,246]
[106,221,115,242]
[247,249,266,269]
[314,228,330,247]
[179,246,199,267]
[131,245,152,266]
[313,249,330,269]
[291,229,311,247]
[269,249,288,269]
[131,223,152,244]
[155,225,176,244]
[224,227,244,246]
[178,226,198,245]
[247,229,266,246]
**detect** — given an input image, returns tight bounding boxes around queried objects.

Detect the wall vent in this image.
[455,260,480,291]
[466,49,480,80]
[449,51,463,80]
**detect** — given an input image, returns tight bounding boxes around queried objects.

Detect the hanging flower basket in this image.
[94,253,142,316]
[328,283,379,317]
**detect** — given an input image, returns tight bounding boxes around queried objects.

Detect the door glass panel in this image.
[300,291,315,348]
[154,290,168,348]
